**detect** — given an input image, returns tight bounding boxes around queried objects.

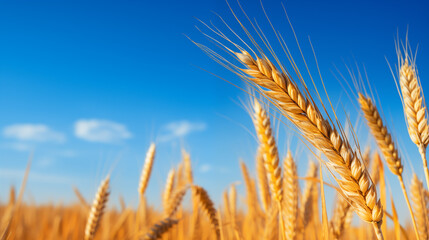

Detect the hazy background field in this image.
[0,0,428,226]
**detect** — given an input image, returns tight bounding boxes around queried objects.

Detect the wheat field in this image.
[1,2,429,240]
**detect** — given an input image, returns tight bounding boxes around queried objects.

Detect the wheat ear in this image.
[300,161,318,227]
[283,151,298,240]
[163,169,176,212]
[359,93,403,176]
[399,56,429,188]
[232,50,383,238]
[143,218,179,240]
[330,195,353,240]
[252,99,287,240]
[411,174,429,240]
[253,100,283,203]
[256,147,271,213]
[193,185,220,239]
[359,93,420,239]
[138,143,156,195]
[165,185,189,217]
[84,176,110,240]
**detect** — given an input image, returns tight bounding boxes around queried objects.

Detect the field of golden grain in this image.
[1,3,428,240]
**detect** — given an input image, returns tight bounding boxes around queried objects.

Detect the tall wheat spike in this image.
[398,51,429,188]
[138,143,156,195]
[359,93,420,239]
[283,151,298,240]
[143,218,179,240]
[84,176,110,240]
[410,174,429,240]
[199,44,383,238]
[252,99,283,204]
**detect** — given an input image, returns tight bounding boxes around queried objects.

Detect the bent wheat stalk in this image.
[143,218,179,240]
[359,93,420,239]
[193,185,220,239]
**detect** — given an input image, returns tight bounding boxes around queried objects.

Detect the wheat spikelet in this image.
[193,185,220,239]
[84,176,110,240]
[330,195,352,240]
[231,50,383,234]
[283,151,298,240]
[411,174,429,240]
[300,161,318,227]
[253,99,283,204]
[165,186,189,217]
[143,218,179,240]
[359,93,403,176]
[256,147,272,213]
[163,169,176,212]
[138,143,156,195]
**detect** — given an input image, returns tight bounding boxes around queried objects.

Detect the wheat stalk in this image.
[283,151,298,240]
[165,186,189,217]
[229,49,383,238]
[411,174,429,240]
[138,143,156,195]
[193,185,220,239]
[163,169,176,212]
[143,218,179,240]
[252,100,283,203]
[84,176,110,240]
[359,93,420,239]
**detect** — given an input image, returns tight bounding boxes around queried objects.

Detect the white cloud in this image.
[1,142,34,151]
[74,119,132,143]
[199,164,212,173]
[158,120,206,142]
[3,124,65,143]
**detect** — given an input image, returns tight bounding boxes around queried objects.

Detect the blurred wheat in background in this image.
[1,1,429,240]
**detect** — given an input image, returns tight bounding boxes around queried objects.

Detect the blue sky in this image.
[0,0,428,223]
